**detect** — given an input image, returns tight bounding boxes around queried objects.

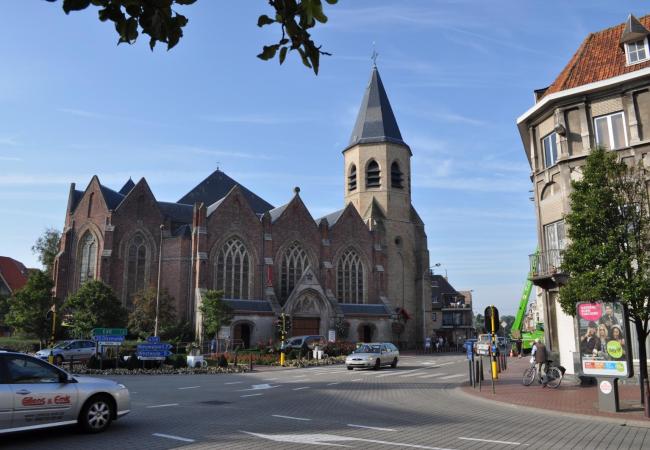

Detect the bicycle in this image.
[522,358,564,388]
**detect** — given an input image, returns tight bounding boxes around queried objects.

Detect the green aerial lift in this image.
[510,248,545,351]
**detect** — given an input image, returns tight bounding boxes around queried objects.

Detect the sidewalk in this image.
[460,356,649,422]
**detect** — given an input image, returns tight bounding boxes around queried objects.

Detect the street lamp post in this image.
[154,224,165,337]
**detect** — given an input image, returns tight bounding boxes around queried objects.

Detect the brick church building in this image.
[52,66,433,348]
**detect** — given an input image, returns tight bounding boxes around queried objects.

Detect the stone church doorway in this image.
[292,317,320,337]
[359,324,374,343]
[233,322,252,349]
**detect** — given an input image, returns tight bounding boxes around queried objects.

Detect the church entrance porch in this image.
[359,324,375,343]
[292,317,321,337]
[233,322,252,348]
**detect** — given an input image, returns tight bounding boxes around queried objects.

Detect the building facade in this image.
[430,275,473,345]
[52,66,433,348]
[517,14,650,373]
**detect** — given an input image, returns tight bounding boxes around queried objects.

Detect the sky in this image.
[0,0,647,315]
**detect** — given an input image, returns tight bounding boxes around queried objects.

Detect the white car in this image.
[346,343,399,370]
[35,340,97,365]
[0,351,130,434]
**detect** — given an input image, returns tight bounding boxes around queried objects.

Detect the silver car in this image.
[346,343,399,370]
[35,340,97,365]
[0,351,130,434]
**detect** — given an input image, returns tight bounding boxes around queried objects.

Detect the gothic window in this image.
[79,232,98,285]
[391,161,404,189]
[87,193,94,218]
[348,164,357,191]
[366,160,381,188]
[336,248,364,304]
[215,237,250,299]
[279,242,310,302]
[126,233,149,305]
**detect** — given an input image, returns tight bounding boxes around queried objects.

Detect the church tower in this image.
[344,65,431,346]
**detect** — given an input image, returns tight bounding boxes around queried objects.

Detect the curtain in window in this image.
[336,248,364,304]
[215,238,250,299]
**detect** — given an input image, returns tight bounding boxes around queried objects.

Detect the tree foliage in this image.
[128,287,176,339]
[199,290,233,340]
[45,0,337,74]
[559,148,650,399]
[64,280,127,338]
[6,271,60,343]
[31,228,61,277]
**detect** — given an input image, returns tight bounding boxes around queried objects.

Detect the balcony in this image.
[529,249,568,288]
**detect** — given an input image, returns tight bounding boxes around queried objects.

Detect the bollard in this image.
[48,350,54,365]
[468,359,474,388]
[250,352,253,371]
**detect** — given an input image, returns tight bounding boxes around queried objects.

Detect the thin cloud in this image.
[58,108,107,119]
[200,114,313,125]
[0,156,22,161]
[176,145,276,161]
[0,136,19,146]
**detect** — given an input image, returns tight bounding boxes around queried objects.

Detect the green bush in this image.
[0,337,41,353]
[166,354,187,369]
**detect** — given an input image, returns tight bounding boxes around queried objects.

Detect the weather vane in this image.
[371,42,378,67]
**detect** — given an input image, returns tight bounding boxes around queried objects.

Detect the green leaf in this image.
[63,0,91,14]
[174,0,198,4]
[279,46,288,64]
[257,44,279,61]
[257,15,275,27]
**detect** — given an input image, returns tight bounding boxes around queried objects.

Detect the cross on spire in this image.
[371,42,378,67]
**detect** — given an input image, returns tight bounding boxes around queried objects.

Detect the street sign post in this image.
[136,340,172,361]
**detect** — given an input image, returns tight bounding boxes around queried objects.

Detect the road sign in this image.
[93,335,125,343]
[147,336,160,344]
[92,328,127,336]
[137,343,172,352]
[136,350,171,359]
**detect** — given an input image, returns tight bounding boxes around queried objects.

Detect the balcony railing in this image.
[530,249,564,278]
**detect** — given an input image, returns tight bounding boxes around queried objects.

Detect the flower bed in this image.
[72,364,250,376]
[276,355,346,368]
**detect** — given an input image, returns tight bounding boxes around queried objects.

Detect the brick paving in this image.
[461,356,649,421]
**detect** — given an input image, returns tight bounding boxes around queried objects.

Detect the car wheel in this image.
[55,355,64,365]
[391,358,398,368]
[347,366,353,371]
[79,395,113,433]
[374,359,381,370]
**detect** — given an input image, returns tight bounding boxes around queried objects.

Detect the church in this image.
[52,66,433,348]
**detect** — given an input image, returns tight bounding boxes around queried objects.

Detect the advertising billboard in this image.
[576,301,631,378]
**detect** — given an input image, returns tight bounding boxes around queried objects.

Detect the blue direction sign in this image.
[137,350,171,358]
[147,336,161,344]
[137,343,172,352]
[465,341,473,360]
[93,335,125,343]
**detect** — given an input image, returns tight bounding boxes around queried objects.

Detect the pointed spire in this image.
[119,178,136,196]
[620,14,649,44]
[346,66,409,152]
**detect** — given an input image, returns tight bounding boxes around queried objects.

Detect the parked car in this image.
[345,343,399,370]
[35,340,96,365]
[0,351,130,434]
[283,335,326,351]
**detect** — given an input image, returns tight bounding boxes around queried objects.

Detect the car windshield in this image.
[355,344,381,354]
[53,341,72,349]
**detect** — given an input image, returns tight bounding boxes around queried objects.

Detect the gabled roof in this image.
[158,201,193,224]
[0,257,29,294]
[71,189,84,212]
[431,274,458,298]
[346,66,409,152]
[620,14,650,44]
[268,203,289,223]
[316,208,345,227]
[542,14,650,98]
[99,184,125,210]
[178,169,273,215]
[119,178,136,196]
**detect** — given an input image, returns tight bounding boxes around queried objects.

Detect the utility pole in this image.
[154,224,165,337]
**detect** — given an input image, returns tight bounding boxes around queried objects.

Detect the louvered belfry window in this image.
[366,160,381,188]
[391,161,404,189]
[348,164,357,191]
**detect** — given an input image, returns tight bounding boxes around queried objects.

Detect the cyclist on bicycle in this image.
[531,339,548,386]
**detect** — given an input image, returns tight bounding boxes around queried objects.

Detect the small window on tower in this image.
[348,164,357,191]
[391,161,403,189]
[366,160,381,188]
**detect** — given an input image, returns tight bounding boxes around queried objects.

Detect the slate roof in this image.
[268,203,289,223]
[222,299,273,313]
[119,178,136,196]
[71,189,84,212]
[346,66,409,152]
[542,14,650,98]
[99,185,125,210]
[158,201,193,224]
[316,208,345,226]
[339,304,390,316]
[178,169,274,215]
[0,257,29,294]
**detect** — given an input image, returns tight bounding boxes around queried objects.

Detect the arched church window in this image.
[348,164,357,191]
[126,233,149,306]
[366,160,381,188]
[336,248,364,304]
[79,232,98,285]
[215,237,250,299]
[391,161,404,189]
[279,242,310,302]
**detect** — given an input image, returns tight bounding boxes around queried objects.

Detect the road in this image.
[5,353,650,449]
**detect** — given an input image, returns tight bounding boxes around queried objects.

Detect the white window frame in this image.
[542,132,558,168]
[625,38,650,65]
[593,111,628,150]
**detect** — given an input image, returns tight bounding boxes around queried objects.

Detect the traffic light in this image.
[284,315,292,336]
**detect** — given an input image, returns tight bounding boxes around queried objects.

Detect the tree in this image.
[128,287,176,339]
[0,295,9,327]
[45,0,338,74]
[64,280,127,338]
[559,148,650,411]
[6,271,60,344]
[473,313,485,333]
[199,290,233,342]
[31,228,61,277]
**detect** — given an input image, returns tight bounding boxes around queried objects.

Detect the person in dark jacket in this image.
[532,339,548,385]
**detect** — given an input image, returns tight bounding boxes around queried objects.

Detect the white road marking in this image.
[146,403,179,409]
[376,368,419,378]
[292,386,310,391]
[238,384,278,392]
[434,362,454,367]
[458,437,520,445]
[152,433,195,443]
[348,424,396,432]
[241,393,263,398]
[263,378,279,381]
[418,373,447,378]
[178,386,200,390]
[399,371,427,377]
[291,375,308,378]
[225,381,243,385]
[271,414,312,421]
[327,382,340,386]
[439,374,465,380]
[242,431,454,449]
[352,378,362,382]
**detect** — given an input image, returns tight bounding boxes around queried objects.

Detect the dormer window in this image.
[626,38,649,65]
